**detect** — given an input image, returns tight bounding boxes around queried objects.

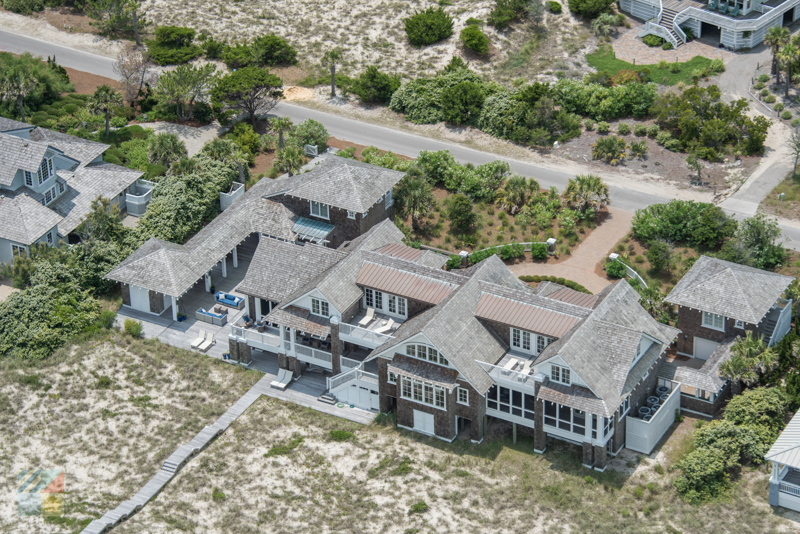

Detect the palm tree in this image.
[720,331,777,395]
[270,116,293,149]
[563,174,610,213]
[320,48,343,98]
[764,26,790,76]
[148,133,188,167]
[497,176,540,213]
[778,44,799,98]
[0,68,37,121]
[719,353,758,396]
[88,85,123,137]
[274,146,304,176]
[396,171,434,231]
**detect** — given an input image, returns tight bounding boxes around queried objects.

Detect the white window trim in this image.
[735,319,745,330]
[347,210,356,219]
[618,395,630,419]
[405,343,450,368]
[400,376,446,411]
[486,385,536,421]
[310,200,330,220]
[550,364,571,386]
[310,297,329,318]
[365,288,407,319]
[388,372,397,385]
[702,311,725,332]
[11,244,27,256]
[457,387,469,406]
[385,189,394,208]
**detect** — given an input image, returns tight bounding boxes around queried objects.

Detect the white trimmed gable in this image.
[537,355,589,388]
[285,288,341,318]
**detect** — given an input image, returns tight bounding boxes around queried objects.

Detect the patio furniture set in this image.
[358,307,399,334]
[191,330,216,352]
[708,0,740,16]
[196,293,245,326]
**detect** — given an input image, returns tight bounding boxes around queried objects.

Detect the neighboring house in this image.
[0,118,150,263]
[623,0,800,50]
[664,256,794,359]
[105,153,405,320]
[767,411,800,512]
[228,224,680,469]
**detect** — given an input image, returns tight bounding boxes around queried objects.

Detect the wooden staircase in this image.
[658,7,685,47]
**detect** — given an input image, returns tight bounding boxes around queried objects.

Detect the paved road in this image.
[2,27,799,249]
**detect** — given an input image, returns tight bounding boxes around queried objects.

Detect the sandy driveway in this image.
[510,207,633,294]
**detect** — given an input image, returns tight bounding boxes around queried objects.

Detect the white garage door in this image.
[694,337,720,360]
[413,410,434,435]
[129,285,150,313]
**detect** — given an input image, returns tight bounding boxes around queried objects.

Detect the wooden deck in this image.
[784,469,800,485]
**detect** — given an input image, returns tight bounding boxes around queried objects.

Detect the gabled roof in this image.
[371,255,529,394]
[237,238,348,302]
[664,255,794,324]
[767,411,800,468]
[29,127,109,169]
[356,251,465,305]
[0,133,50,186]
[263,305,330,338]
[284,155,405,213]
[536,281,680,416]
[0,192,61,244]
[0,117,32,132]
[51,163,143,236]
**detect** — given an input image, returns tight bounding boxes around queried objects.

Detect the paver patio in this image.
[612,28,737,65]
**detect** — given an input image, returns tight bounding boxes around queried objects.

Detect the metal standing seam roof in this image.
[292,217,335,243]
[356,261,460,305]
[375,242,424,262]
[475,293,582,338]
[548,287,598,308]
[767,411,800,468]
[664,255,794,324]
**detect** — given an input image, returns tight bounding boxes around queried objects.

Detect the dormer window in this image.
[551,364,571,386]
[702,311,724,330]
[310,201,329,220]
[24,171,33,187]
[311,297,329,317]
[510,328,552,355]
[406,343,449,366]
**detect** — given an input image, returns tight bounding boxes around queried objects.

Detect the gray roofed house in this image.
[0,193,62,245]
[0,117,32,132]
[104,237,196,297]
[665,255,794,324]
[0,134,52,186]
[50,163,143,235]
[284,156,405,213]
[767,411,800,511]
[29,127,109,170]
[237,238,348,303]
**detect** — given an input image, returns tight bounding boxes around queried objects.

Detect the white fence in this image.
[340,355,362,371]
[625,382,681,454]
[295,344,333,370]
[220,182,245,211]
[339,322,393,349]
[609,255,648,288]
[229,325,282,350]
[125,179,155,216]
[769,298,794,348]
[326,368,379,392]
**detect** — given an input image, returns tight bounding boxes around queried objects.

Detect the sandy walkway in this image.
[510,207,633,294]
[137,120,227,156]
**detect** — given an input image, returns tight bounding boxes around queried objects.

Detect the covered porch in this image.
[768,411,800,511]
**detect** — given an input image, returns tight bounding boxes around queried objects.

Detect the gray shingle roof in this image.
[665,255,794,324]
[29,127,108,170]
[0,192,61,244]
[658,339,734,393]
[103,237,195,296]
[284,155,405,212]
[50,163,143,236]
[370,255,529,394]
[237,238,348,302]
[0,133,50,186]
[0,117,32,132]
[263,305,331,338]
[536,281,680,416]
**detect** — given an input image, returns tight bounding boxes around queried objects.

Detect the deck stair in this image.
[318,392,337,405]
[658,7,684,47]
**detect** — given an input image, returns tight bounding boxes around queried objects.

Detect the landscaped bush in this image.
[147,26,202,65]
[605,259,626,278]
[389,68,485,124]
[617,123,631,135]
[759,74,770,83]
[547,0,562,12]
[662,42,673,50]
[466,17,483,25]
[553,78,657,121]
[568,0,615,17]
[793,119,800,128]
[761,88,770,97]
[460,25,489,55]
[441,81,485,125]
[631,200,737,248]
[351,66,401,104]
[782,110,793,120]
[404,7,454,46]
[584,118,596,131]
[642,34,665,47]
[754,82,765,90]
[596,121,610,133]
[774,103,785,112]
[592,135,627,165]
[446,255,462,269]
[530,242,548,259]
[633,123,646,136]
[2,0,44,15]
[646,124,660,138]
[724,387,789,444]
[765,95,777,104]
[709,58,725,73]
[250,33,298,67]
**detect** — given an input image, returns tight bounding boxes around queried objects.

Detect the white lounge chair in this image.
[358,308,375,326]
[374,318,395,334]
[191,330,206,349]
[198,333,215,352]
[271,368,293,390]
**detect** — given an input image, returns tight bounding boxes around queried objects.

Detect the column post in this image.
[233,246,238,268]
[255,298,262,322]
[222,256,227,278]
[171,296,178,322]
[205,273,211,293]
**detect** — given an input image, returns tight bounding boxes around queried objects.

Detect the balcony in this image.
[339,322,394,349]
[229,324,283,353]
[125,179,155,216]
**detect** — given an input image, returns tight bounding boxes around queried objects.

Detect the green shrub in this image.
[765,95,777,104]
[760,88,770,97]
[723,387,790,444]
[408,501,429,514]
[222,44,252,69]
[265,435,304,457]
[446,255,462,269]
[466,17,483,25]
[693,419,768,466]
[709,58,725,73]
[793,119,800,128]
[592,135,627,164]
[351,66,401,104]
[531,242,548,260]
[605,259,626,278]
[617,123,630,135]
[782,110,793,120]
[124,318,143,337]
[774,103,785,112]
[404,7,454,46]
[147,26,202,65]
[460,25,489,55]
[111,116,128,128]
[596,121,610,133]
[759,74,770,83]
[251,33,298,67]
[646,124,660,138]
[584,118,596,131]
[441,81,485,125]
[547,0,562,12]
[96,376,112,389]
[631,200,737,248]
[328,430,355,441]
[568,0,615,17]
[2,0,44,15]
[212,487,226,502]
[633,123,646,136]
[673,448,729,504]
[642,34,665,47]
[754,82,765,90]
[202,36,226,59]
[290,119,329,151]
[662,42,673,50]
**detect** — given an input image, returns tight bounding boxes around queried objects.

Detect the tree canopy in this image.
[211,67,283,125]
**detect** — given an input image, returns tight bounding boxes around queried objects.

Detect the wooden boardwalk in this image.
[82,365,375,533]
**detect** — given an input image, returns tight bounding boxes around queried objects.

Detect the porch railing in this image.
[781,481,800,497]
[229,325,281,347]
[768,298,793,348]
[339,322,394,347]
[326,368,378,391]
[296,344,333,367]
[674,3,787,35]
[125,179,155,216]
[477,360,536,388]
[340,355,362,371]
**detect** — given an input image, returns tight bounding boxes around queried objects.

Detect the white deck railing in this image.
[674,2,787,35]
[125,179,155,216]
[229,325,282,348]
[326,368,378,392]
[477,361,537,389]
[340,355,362,371]
[295,344,333,368]
[781,481,800,497]
[768,298,793,347]
[339,322,394,348]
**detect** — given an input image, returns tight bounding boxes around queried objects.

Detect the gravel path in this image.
[510,207,633,294]
[138,121,227,156]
